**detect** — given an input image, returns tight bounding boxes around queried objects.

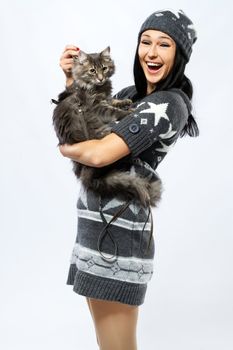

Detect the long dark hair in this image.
[133,44,199,137]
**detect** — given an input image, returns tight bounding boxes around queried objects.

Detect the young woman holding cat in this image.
[57,9,199,350]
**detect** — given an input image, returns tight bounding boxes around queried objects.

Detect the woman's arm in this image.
[59,133,130,167]
[58,89,189,167]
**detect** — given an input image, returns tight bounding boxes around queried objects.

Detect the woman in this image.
[58,9,199,350]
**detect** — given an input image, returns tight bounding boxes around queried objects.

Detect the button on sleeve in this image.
[111,90,189,157]
[111,115,152,157]
[129,123,140,134]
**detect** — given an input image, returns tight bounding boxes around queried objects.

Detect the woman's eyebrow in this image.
[158,36,173,41]
[141,34,151,38]
[141,34,173,42]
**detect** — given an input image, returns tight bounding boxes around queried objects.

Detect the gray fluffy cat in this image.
[52,47,162,207]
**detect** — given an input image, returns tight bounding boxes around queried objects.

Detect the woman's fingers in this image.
[61,63,73,72]
[62,45,80,58]
[60,58,74,65]
[59,58,74,68]
[60,45,79,78]
[64,44,80,52]
[62,49,79,59]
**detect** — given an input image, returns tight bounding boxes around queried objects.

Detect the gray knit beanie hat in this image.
[138,9,197,62]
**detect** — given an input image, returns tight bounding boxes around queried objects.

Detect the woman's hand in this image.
[59,45,79,87]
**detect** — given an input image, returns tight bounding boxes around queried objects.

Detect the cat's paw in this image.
[111,98,132,108]
[120,98,133,107]
[127,108,135,113]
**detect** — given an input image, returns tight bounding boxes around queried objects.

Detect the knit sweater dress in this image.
[66,85,191,305]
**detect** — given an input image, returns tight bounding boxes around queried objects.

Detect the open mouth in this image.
[146,62,163,71]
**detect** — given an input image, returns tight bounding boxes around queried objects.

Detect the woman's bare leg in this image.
[88,298,139,350]
[86,297,100,347]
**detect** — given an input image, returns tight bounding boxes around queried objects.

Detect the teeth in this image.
[147,62,162,67]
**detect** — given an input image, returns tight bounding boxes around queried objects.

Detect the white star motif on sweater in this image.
[139,102,169,127]
[156,140,175,153]
[159,122,177,138]
[136,102,144,108]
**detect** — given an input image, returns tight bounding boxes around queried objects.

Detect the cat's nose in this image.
[97,74,104,82]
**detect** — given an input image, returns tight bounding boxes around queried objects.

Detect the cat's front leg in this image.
[111,98,133,109]
[111,99,135,118]
[111,106,135,120]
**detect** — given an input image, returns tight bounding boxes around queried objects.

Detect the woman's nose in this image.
[147,45,158,58]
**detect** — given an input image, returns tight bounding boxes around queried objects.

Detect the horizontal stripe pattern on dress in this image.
[77,208,152,231]
[70,243,154,284]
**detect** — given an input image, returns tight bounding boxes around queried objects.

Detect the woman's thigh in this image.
[88,297,139,350]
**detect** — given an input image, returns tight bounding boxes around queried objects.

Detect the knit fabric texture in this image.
[67,87,191,305]
[138,9,197,61]
[67,186,153,306]
[112,87,190,169]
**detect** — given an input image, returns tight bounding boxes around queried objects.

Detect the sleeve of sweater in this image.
[111,90,190,157]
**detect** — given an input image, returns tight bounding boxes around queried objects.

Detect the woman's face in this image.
[138,30,176,94]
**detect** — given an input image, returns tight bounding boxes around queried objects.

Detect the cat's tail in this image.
[80,168,163,207]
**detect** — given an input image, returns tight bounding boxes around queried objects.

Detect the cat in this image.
[52,46,162,207]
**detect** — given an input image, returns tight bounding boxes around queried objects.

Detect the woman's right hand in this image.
[59,45,80,87]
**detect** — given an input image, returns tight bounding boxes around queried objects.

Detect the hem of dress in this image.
[67,265,147,306]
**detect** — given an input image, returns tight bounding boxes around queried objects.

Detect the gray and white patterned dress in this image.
[67,86,191,305]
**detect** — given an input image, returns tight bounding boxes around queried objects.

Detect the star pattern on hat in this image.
[140,8,197,60]
[155,9,182,19]
[155,9,197,44]
[177,10,197,43]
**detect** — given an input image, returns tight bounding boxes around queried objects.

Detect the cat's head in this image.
[72,46,115,89]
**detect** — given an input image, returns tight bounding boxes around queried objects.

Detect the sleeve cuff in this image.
[111,116,152,157]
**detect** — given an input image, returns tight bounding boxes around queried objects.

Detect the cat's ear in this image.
[100,46,111,58]
[74,50,88,64]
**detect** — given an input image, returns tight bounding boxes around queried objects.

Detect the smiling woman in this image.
[138,30,176,94]
[55,8,199,350]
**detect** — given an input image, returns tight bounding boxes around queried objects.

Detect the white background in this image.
[1,0,233,349]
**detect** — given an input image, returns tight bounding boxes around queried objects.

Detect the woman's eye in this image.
[89,68,96,73]
[160,43,170,47]
[141,40,150,45]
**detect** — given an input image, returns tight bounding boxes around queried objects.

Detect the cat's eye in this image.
[89,68,96,74]
[102,66,108,72]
